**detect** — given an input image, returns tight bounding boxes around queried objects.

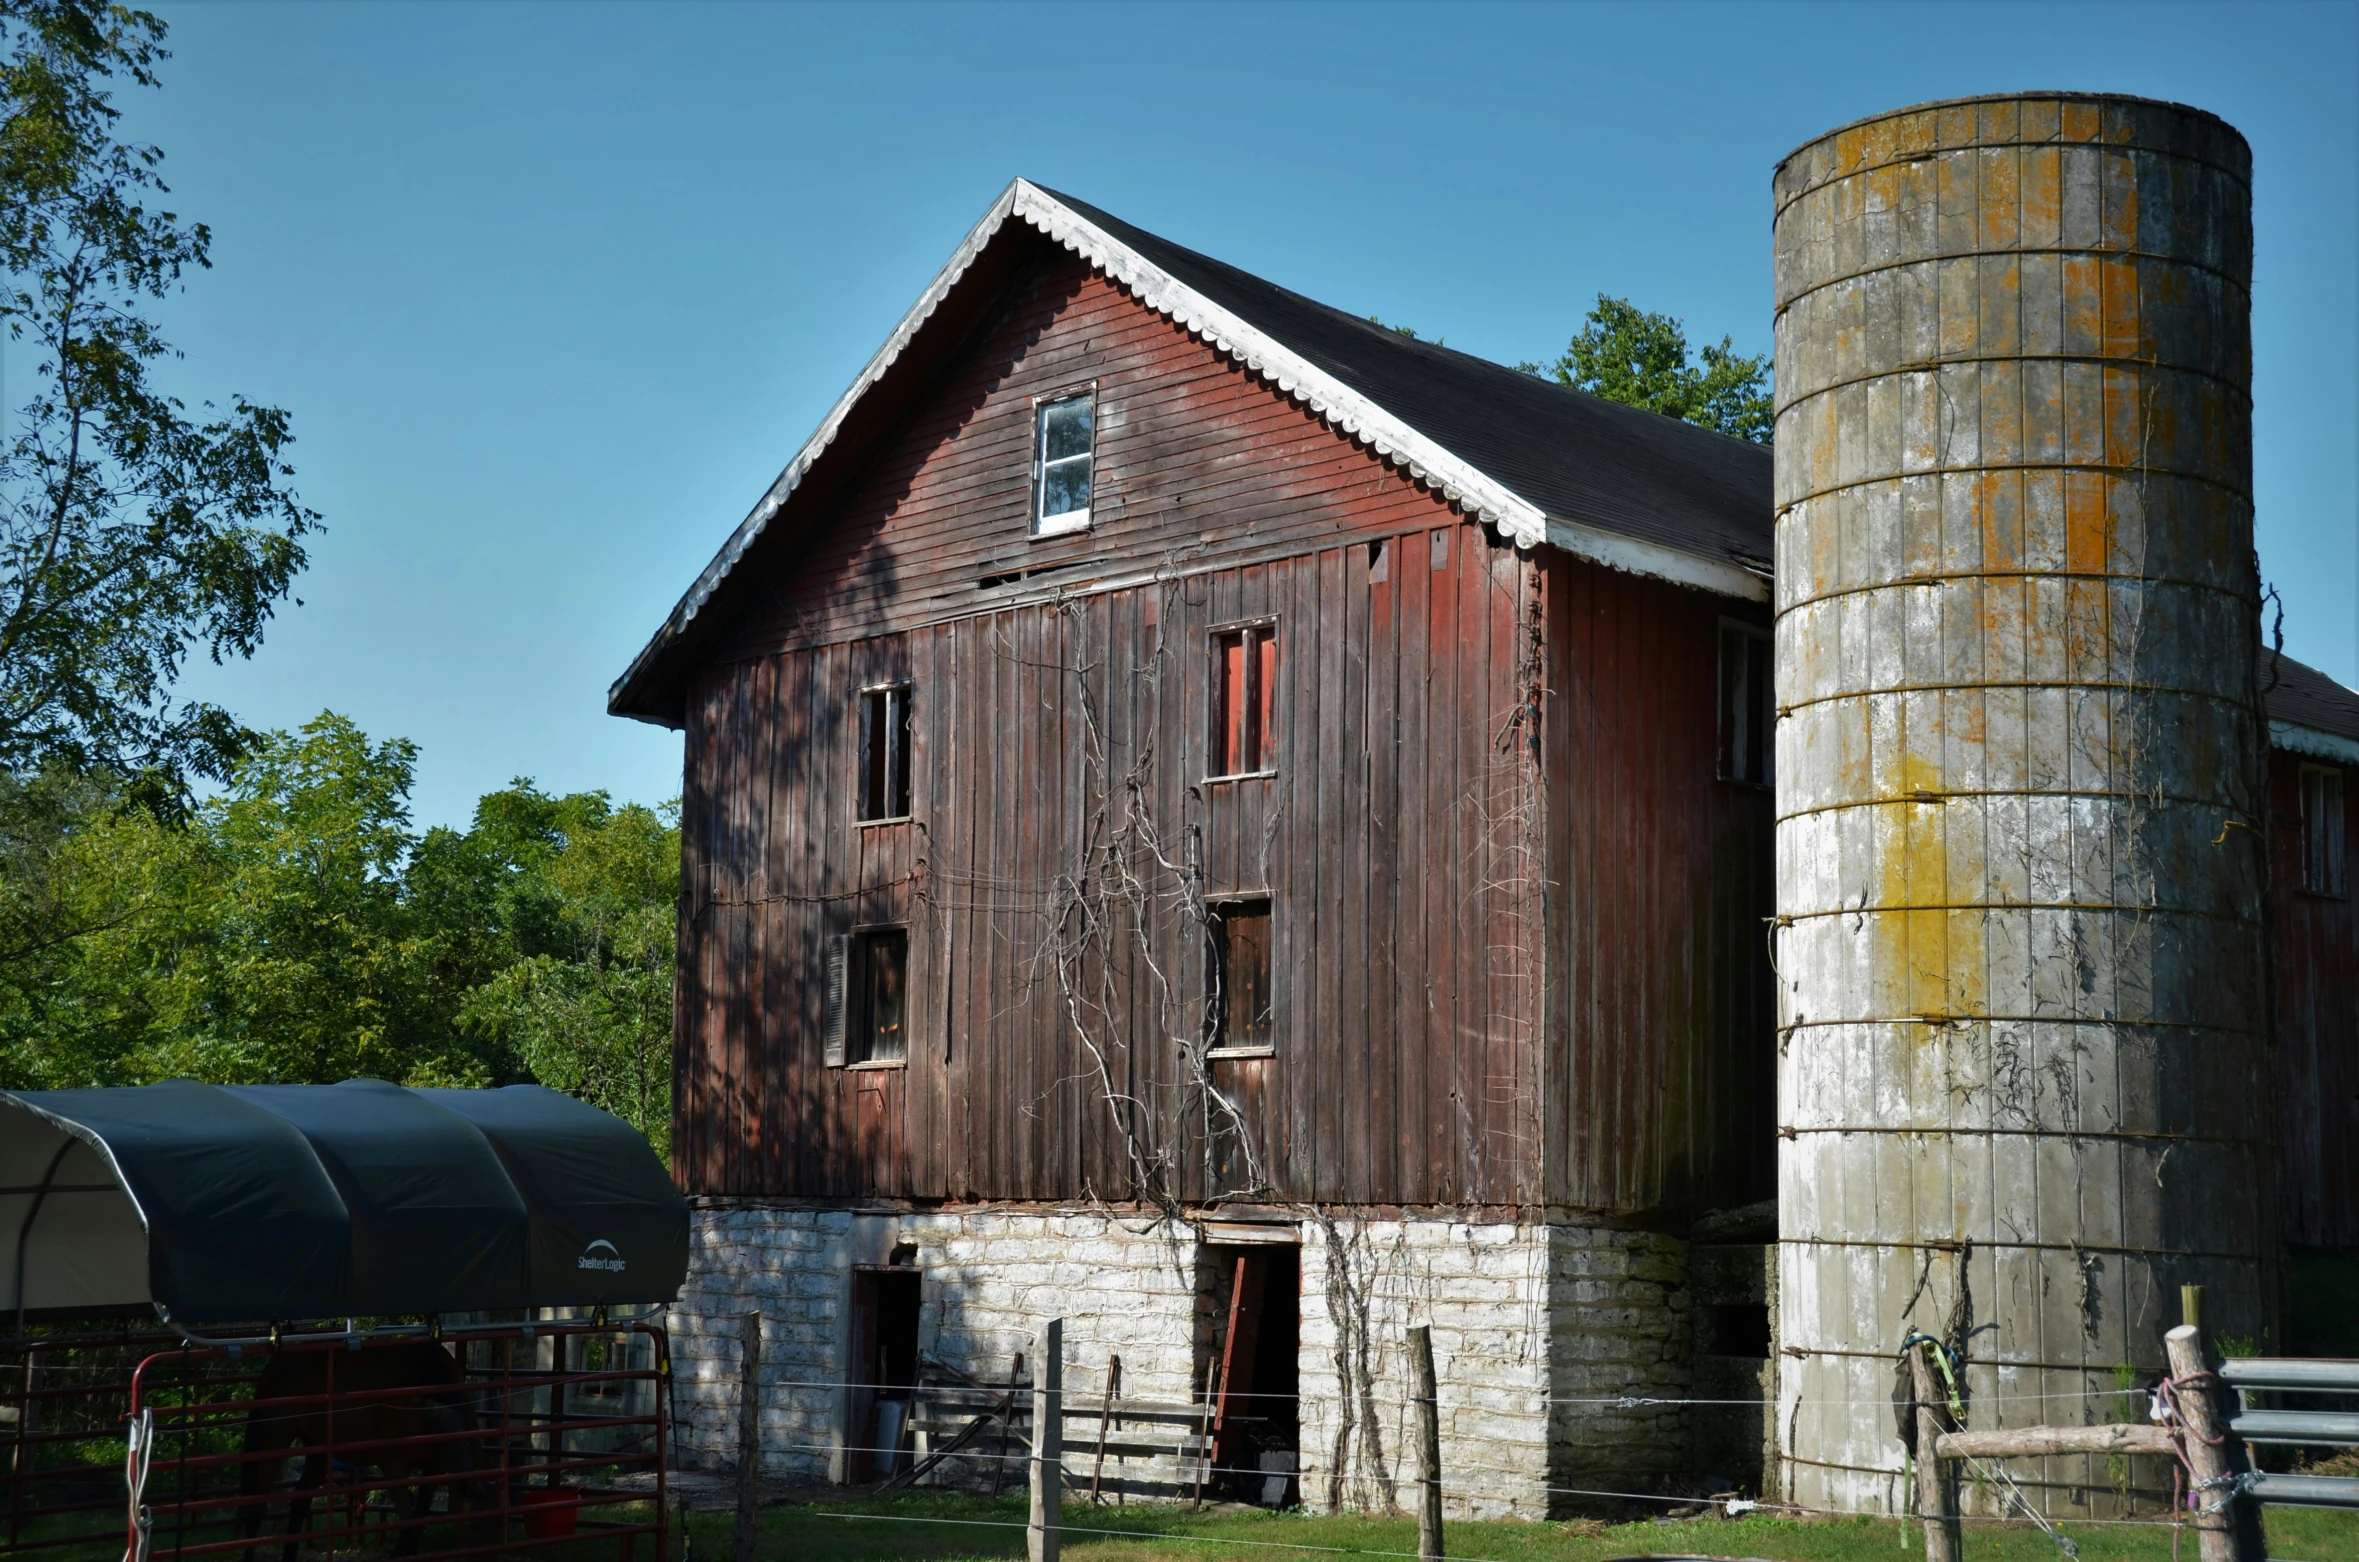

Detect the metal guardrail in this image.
[2250,1472,2359,1510]
[2229,1409,2359,1447]
[2220,1358,2359,1392]
[2219,1356,2359,1510]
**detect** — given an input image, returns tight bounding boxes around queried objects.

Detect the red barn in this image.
[611,181,1781,1512]
[2266,649,2359,1314]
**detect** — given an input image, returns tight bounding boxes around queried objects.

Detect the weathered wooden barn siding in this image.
[721,240,1470,661]
[678,536,1541,1206]
[674,240,1548,1205]
[1540,555,1777,1217]
[2270,748,2359,1248]
[672,235,1774,1216]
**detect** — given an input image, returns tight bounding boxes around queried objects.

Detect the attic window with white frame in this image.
[1034,391,1094,535]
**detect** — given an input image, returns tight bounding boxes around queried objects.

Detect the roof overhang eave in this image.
[2271,719,2359,767]
[1542,517,1771,602]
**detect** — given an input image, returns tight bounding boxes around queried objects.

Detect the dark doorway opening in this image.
[1709,1302,1772,1359]
[1204,1243,1299,1506]
[848,1266,921,1481]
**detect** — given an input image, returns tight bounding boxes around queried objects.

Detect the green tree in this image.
[0,713,445,1088]
[457,788,678,1155]
[1535,294,1773,444]
[0,0,315,811]
[0,712,681,1152]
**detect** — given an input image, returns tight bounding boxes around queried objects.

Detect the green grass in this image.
[670,1493,2359,1562]
[19,1492,2359,1561]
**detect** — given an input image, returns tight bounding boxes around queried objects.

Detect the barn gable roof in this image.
[2269,648,2359,765]
[611,179,1773,726]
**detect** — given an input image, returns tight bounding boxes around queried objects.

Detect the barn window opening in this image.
[1206,899,1273,1054]
[1718,622,1773,787]
[859,684,913,821]
[2300,764,2347,896]
[826,928,910,1067]
[1211,624,1278,778]
[1034,391,1094,535]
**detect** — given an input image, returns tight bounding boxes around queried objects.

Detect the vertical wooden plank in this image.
[1565,560,1601,1207]
[1287,551,1322,1200]
[1363,535,1402,1207]
[1395,527,1433,1206]
[950,618,981,1199]
[1315,545,1349,1204]
[919,621,949,1200]
[797,646,830,1197]
[746,654,778,1197]
[1338,538,1374,1204]
[1012,603,1041,1202]
[1452,522,1490,1202]
[680,677,715,1192]
[1424,522,1461,1203]
[718,662,748,1196]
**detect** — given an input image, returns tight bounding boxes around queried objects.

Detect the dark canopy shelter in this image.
[1,1079,687,1325]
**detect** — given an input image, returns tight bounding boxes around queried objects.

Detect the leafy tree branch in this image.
[0,0,315,811]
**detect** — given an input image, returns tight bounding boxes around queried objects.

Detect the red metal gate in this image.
[7,1319,670,1559]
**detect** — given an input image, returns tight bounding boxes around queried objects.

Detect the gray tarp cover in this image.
[1,1079,687,1323]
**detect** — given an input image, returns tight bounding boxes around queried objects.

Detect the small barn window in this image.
[2300,764,2347,896]
[1718,622,1773,787]
[1034,392,1094,535]
[1211,624,1278,778]
[1206,899,1274,1054]
[859,684,912,822]
[854,928,910,1064]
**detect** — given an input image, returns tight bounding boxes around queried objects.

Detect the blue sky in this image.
[125,1,2357,831]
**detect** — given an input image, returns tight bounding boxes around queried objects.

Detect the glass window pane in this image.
[1254,629,1278,771]
[1215,632,1244,774]
[1042,396,1093,462]
[861,930,908,1062]
[860,688,887,820]
[1041,456,1091,519]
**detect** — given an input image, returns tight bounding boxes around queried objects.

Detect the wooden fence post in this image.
[1908,1346,1958,1562]
[2165,1323,2255,1562]
[736,1311,760,1562]
[993,1353,1024,1499]
[1409,1325,1444,1561]
[1089,1354,1122,1505]
[1029,1319,1062,1562]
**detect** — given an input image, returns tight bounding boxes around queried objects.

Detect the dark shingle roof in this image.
[2267,649,2359,745]
[1039,188,1774,577]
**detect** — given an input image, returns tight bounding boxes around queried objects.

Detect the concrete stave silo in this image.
[1770,93,2274,1517]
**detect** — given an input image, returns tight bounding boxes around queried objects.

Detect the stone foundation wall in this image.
[666,1203,1690,1518]
[667,1205,1205,1488]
